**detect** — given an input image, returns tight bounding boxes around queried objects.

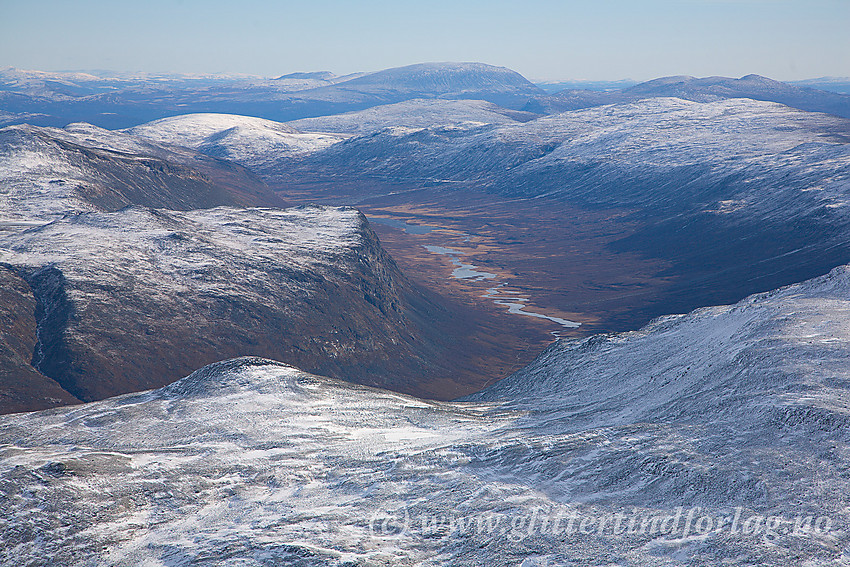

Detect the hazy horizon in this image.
[1,0,847,83]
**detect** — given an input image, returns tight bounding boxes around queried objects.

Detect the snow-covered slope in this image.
[126,113,345,170]
[328,62,544,99]
[292,97,850,205]
[0,122,281,222]
[534,74,850,118]
[2,266,849,565]
[0,205,470,405]
[288,98,537,135]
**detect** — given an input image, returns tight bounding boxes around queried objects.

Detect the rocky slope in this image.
[1,265,849,565]
[0,205,488,408]
[0,266,80,413]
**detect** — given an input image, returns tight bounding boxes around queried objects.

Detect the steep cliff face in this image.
[0,205,480,407]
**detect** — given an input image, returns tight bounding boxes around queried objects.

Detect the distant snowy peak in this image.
[127,113,346,170]
[540,73,850,118]
[274,71,336,81]
[127,113,299,146]
[337,62,543,94]
[624,74,806,99]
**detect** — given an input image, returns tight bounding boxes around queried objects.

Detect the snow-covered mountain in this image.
[123,101,536,172]
[319,62,544,104]
[0,204,487,410]
[0,63,546,128]
[290,97,850,203]
[126,113,345,171]
[0,121,282,222]
[281,97,850,309]
[1,264,849,565]
[533,74,850,118]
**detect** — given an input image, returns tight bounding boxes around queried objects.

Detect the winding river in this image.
[369,216,581,333]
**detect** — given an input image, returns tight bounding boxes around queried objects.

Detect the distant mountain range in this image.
[529,74,850,118]
[4,64,848,129]
[0,63,545,128]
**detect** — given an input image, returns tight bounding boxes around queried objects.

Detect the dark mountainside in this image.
[0,266,80,413]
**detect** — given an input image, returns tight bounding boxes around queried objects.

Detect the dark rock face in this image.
[0,206,477,408]
[0,266,79,413]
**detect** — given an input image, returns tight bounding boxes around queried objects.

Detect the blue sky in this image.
[0,0,847,81]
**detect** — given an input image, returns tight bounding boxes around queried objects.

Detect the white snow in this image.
[3,256,850,565]
[288,98,528,135]
[126,113,346,169]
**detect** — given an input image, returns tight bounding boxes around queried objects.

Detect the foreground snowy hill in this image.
[1,265,849,565]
